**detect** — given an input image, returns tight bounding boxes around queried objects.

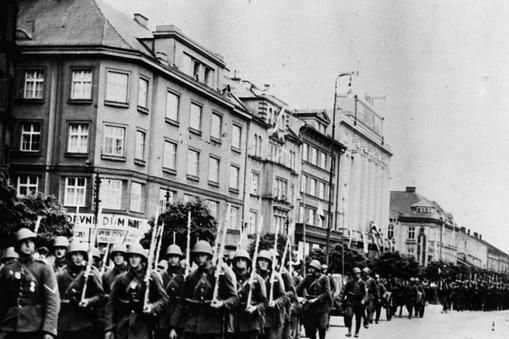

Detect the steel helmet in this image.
[257,250,273,262]
[166,244,183,257]
[53,236,70,248]
[362,267,370,274]
[15,228,36,242]
[233,249,252,264]
[353,267,361,274]
[191,240,213,257]
[109,244,127,258]
[268,248,279,259]
[127,243,148,260]
[308,259,322,270]
[157,260,168,270]
[67,242,88,256]
[1,247,18,260]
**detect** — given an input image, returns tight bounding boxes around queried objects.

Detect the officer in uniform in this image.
[296,260,331,339]
[104,243,169,339]
[156,244,185,339]
[182,240,238,339]
[57,242,106,339]
[230,249,266,339]
[101,244,128,294]
[0,227,60,339]
[1,247,18,267]
[342,267,367,338]
[256,250,286,339]
[51,236,70,273]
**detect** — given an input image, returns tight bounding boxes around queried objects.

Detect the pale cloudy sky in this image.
[105,0,509,253]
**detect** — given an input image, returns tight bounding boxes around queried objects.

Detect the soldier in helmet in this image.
[374,274,386,324]
[230,249,266,339]
[256,249,286,339]
[0,228,60,339]
[104,243,168,339]
[342,267,367,338]
[51,236,70,273]
[0,247,18,268]
[102,244,128,294]
[361,267,378,328]
[90,248,102,270]
[156,244,185,339]
[296,260,331,339]
[181,240,238,339]
[57,241,106,339]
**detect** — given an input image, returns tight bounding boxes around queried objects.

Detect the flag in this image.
[268,105,288,141]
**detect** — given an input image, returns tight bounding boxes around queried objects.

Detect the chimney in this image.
[473,232,478,239]
[460,226,466,233]
[405,186,416,193]
[264,84,270,92]
[479,234,482,240]
[133,13,149,29]
[467,229,470,235]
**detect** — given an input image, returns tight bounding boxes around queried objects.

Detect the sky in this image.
[105,0,509,253]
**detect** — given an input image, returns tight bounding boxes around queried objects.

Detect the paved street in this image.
[326,305,509,339]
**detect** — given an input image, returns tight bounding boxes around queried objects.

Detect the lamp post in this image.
[325,72,355,266]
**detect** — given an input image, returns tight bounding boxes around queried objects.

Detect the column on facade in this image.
[374,160,383,230]
[348,149,362,231]
[380,164,391,234]
[342,152,352,230]
[359,150,370,233]
[366,156,376,233]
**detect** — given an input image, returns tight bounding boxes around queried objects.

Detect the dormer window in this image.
[317,122,326,134]
[182,52,215,88]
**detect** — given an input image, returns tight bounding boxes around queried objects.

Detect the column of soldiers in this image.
[0,229,336,339]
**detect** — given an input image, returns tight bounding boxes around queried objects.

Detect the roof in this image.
[17,0,153,56]
[293,109,331,124]
[390,190,445,220]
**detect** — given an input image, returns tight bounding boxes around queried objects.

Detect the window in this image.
[232,124,241,150]
[189,103,202,130]
[20,122,41,152]
[23,70,44,99]
[310,147,318,165]
[249,210,258,234]
[230,165,240,190]
[163,140,177,171]
[320,152,327,169]
[187,149,199,177]
[208,156,220,183]
[317,182,325,199]
[309,178,316,196]
[130,182,143,212]
[138,77,149,109]
[204,67,215,87]
[274,211,287,234]
[166,91,179,122]
[207,200,219,219]
[182,53,193,75]
[254,134,262,157]
[64,177,86,207]
[159,189,174,213]
[251,171,259,195]
[408,226,415,240]
[290,184,295,202]
[101,179,122,210]
[290,150,296,170]
[67,123,88,153]
[388,224,394,239]
[211,113,222,140]
[229,206,240,230]
[308,208,315,226]
[105,71,128,103]
[275,178,288,200]
[299,205,305,223]
[301,175,307,192]
[103,125,125,157]
[184,194,197,203]
[17,175,38,197]
[302,143,308,162]
[71,70,92,100]
[135,130,146,161]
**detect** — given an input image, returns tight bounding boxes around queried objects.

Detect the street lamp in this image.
[325,72,356,266]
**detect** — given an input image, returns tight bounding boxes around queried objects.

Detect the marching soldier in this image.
[90,248,102,270]
[102,244,128,294]
[296,260,331,339]
[405,278,419,318]
[342,267,367,338]
[156,244,185,339]
[51,236,70,273]
[230,249,266,339]
[0,228,60,339]
[272,250,297,339]
[374,274,386,324]
[361,268,378,328]
[57,242,106,339]
[104,243,169,339]
[0,247,18,267]
[182,240,238,339]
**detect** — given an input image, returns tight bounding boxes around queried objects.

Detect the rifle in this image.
[34,216,43,234]
[184,211,192,278]
[212,205,231,303]
[143,213,160,310]
[279,237,291,276]
[154,218,166,269]
[246,216,263,309]
[80,207,102,303]
[100,243,111,275]
[268,223,280,305]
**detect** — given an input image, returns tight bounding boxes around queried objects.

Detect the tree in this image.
[328,244,366,274]
[248,232,288,258]
[370,251,421,279]
[0,178,73,249]
[143,199,218,259]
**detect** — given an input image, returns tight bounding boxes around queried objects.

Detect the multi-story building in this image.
[229,79,302,240]
[335,94,392,253]
[390,187,458,266]
[455,227,487,269]
[0,0,18,176]
[292,109,346,255]
[12,0,250,245]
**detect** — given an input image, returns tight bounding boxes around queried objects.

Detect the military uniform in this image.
[363,273,379,326]
[342,270,367,338]
[104,244,169,339]
[0,228,60,339]
[296,260,331,339]
[57,251,106,339]
[280,269,297,339]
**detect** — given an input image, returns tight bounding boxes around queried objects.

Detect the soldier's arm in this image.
[272,274,287,308]
[169,275,185,329]
[295,275,309,296]
[104,276,120,333]
[282,272,297,302]
[87,269,107,308]
[219,266,239,311]
[41,264,60,338]
[315,276,332,304]
[255,274,268,311]
[149,271,169,315]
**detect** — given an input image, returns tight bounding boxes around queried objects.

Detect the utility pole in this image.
[165,189,171,211]
[93,175,101,224]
